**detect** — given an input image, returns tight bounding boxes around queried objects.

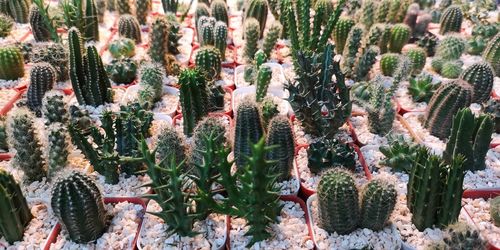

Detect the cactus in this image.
[148,17,168,65]
[118,15,142,44]
[199,21,214,47]
[363,23,385,48]
[195,3,210,37]
[7,0,29,23]
[68,28,112,107]
[178,68,210,137]
[116,0,131,14]
[262,23,281,59]
[51,172,108,243]
[195,46,222,81]
[156,125,187,167]
[439,222,487,250]
[360,178,397,231]
[265,116,295,182]
[27,63,56,116]
[389,23,411,53]
[378,24,392,54]
[29,6,51,42]
[358,0,375,29]
[7,107,46,182]
[443,108,493,172]
[441,60,463,79]
[379,136,419,173]
[431,57,444,73]
[137,63,165,109]
[417,32,438,56]
[375,0,391,23]
[106,58,138,84]
[43,90,69,125]
[243,18,260,62]
[234,97,264,169]
[84,0,99,41]
[317,168,359,234]
[439,6,462,35]
[0,117,8,151]
[135,0,151,25]
[261,96,279,129]
[405,47,426,75]
[408,72,439,103]
[308,138,356,174]
[211,0,228,25]
[482,33,500,76]
[109,38,136,59]
[191,116,227,167]
[333,17,355,54]
[380,53,400,76]
[414,14,432,38]
[30,42,69,82]
[387,0,400,23]
[47,123,69,178]
[424,80,472,139]
[353,45,379,81]
[0,169,32,244]
[0,46,24,80]
[484,98,500,133]
[214,21,227,59]
[341,25,363,77]
[403,3,419,36]
[164,13,181,55]
[255,65,272,102]
[491,197,500,227]
[436,35,466,60]
[68,105,92,136]
[0,13,13,38]
[460,62,494,103]
[161,0,178,13]
[244,0,268,38]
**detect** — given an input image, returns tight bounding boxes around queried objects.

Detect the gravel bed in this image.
[462,198,500,247]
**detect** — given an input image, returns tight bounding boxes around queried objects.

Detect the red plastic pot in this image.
[0,89,24,116]
[395,98,425,115]
[43,197,147,250]
[0,153,11,161]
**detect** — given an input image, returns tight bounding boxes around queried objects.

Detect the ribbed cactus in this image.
[135,0,151,25]
[195,46,222,80]
[255,65,272,102]
[243,18,260,62]
[29,5,50,42]
[441,60,463,78]
[161,0,178,13]
[137,62,164,109]
[439,5,462,35]
[118,15,142,44]
[360,178,397,231]
[148,17,168,65]
[460,62,494,103]
[156,125,187,167]
[482,33,499,76]
[417,32,438,56]
[84,0,99,41]
[333,17,355,54]
[8,0,29,23]
[0,13,13,38]
[0,117,7,151]
[353,45,379,81]
[211,0,228,25]
[68,28,112,107]
[314,0,333,25]
[214,21,227,59]
[484,98,500,133]
[234,97,264,169]
[0,169,32,244]
[191,116,227,167]
[375,0,391,23]
[200,21,215,47]
[363,23,385,48]
[307,138,356,174]
[405,47,426,75]
[380,53,400,76]
[261,96,279,129]
[379,24,392,54]
[178,69,209,137]
[341,25,363,77]
[443,108,493,172]
[116,0,131,14]
[0,46,24,80]
[317,168,359,234]
[424,80,472,139]
[7,107,46,182]
[43,90,68,125]
[30,42,69,82]
[265,116,295,182]
[106,58,137,84]
[358,0,375,29]
[389,23,410,53]
[51,172,108,243]
[244,0,268,38]
[262,23,281,59]
[436,35,466,60]
[47,123,69,178]
[27,63,56,116]
[195,3,210,38]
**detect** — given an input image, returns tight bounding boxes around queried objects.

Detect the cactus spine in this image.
[43,90,69,125]
[118,14,142,44]
[148,17,168,65]
[482,33,500,76]
[244,0,268,38]
[255,65,272,102]
[234,98,264,169]
[47,123,69,178]
[135,0,151,25]
[404,47,426,75]
[360,178,397,231]
[389,23,411,53]
[179,69,209,137]
[29,5,50,42]
[333,17,355,54]
[195,46,222,81]
[211,0,228,25]
[439,5,462,35]
[27,63,56,116]
[460,62,494,103]
[51,172,108,243]
[0,46,24,80]
[265,116,295,182]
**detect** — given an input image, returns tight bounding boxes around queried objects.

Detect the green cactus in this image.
[137,62,164,109]
[363,23,385,48]
[379,136,419,174]
[211,0,228,25]
[358,0,375,29]
[484,98,500,133]
[308,138,356,174]
[29,5,51,42]
[68,28,111,107]
[491,197,500,227]
[195,3,210,37]
[441,60,463,78]
[7,0,29,23]
[317,168,359,234]
[47,123,69,178]
[405,47,427,75]
[408,72,439,103]
[424,80,472,139]
[234,97,264,169]
[214,21,227,59]
[0,46,24,80]
[244,0,268,38]
[156,125,187,168]
[118,14,142,44]
[106,58,138,84]
[380,53,400,76]
[260,96,279,129]
[360,178,397,231]
[148,17,168,65]
[387,0,400,23]
[243,18,260,62]
[30,42,69,82]
[255,65,272,102]
[199,21,214,47]
[353,45,379,81]
[164,13,181,55]
[460,62,494,103]
[341,25,363,78]
[27,63,56,116]
[375,0,391,23]
[262,23,282,59]
[109,38,136,59]
[431,57,445,73]
[437,222,488,250]
[135,0,151,25]
[0,169,32,244]
[195,46,222,81]
[265,116,295,182]
[51,172,108,243]
[439,5,462,35]
[0,13,13,38]
[389,23,411,53]
[191,116,227,167]
[417,32,438,56]
[333,17,355,54]
[43,90,68,125]
[482,33,500,77]
[0,117,8,152]
[379,24,393,54]
[396,0,412,23]
[84,0,99,41]
[436,35,466,60]
[178,68,209,137]
[116,0,131,14]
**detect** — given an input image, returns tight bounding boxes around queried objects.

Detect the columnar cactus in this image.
[439,5,462,35]
[118,15,142,44]
[214,22,227,59]
[84,0,99,41]
[7,107,46,182]
[460,62,494,103]
[116,0,131,14]
[333,17,355,54]
[353,45,379,81]
[135,0,151,25]
[244,0,268,38]
[7,0,29,23]
[0,46,24,80]
[148,17,168,65]
[363,23,385,48]
[195,3,210,38]
[195,46,222,81]
[29,6,50,42]
[482,33,499,76]
[265,116,295,182]
[51,172,108,243]
[191,116,227,167]
[137,62,165,109]
[424,80,472,139]
[380,53,400,76]
[43,90,68,125]
[307,138,356,174]
[341,25,363,77]
[234,97,264,169]
[30,42,69,82]
[200,21,215,47]
[47,123,69,178]
[379,24,392,54]
[243,18,260,62]
[317,168,359,235]
[156,125,187,167]
[255,65,272,102]
[211,0,228,25]
[27,63,56,116]
[375,0,391,23]
[360,178,397,231]
[262,23,282,59]
[389,23,411,53]
[0,169,32,244]
[436,35,466,60]
[404,47,426,75]
[358,0,375,29]
[179,69,209,137]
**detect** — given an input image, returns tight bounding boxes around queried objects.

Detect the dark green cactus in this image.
[244,0,268,38]
[436,35,466,60]
[27,63,56,116]
[43,90,68,125]
[51,172,108,243]
[360,178,397,231]
[417,32,438,56]
[460,62,494,103]
[353,45,379,81]
[0,169,32,244]
[439,5,462,35]
[404,47,426,75]
[0,13,13,38]
[191,116,227,168]
[333,17,355,54]
[156,125,187,167]
[314,0,333,25]
[196,15,214,45]
[265,116,295,182]
[30,42,69,82]
[116,0,131,14]
[68,105,92,136]
[234,97,264,169]
[118,14,142,44]
[255,65,272,102]
[106,58,138,84]
[148,17,168,65]
[200,21,215,47]
[424,80,472,139]
[214,21,227,59]
[484,98,500,133]
[317,168,359,235]
[243,18,260,62]
[178,68,209,137]
[84,0,99,41]
[262,23,281,59]
[195,46,222,81]
[7,0,29,23]
[341,25,363,77]
[68,28,112,107]
[0,46,24,80]
[211,0,228,25]
[307,138,356,174]
[388,23,411,53]
[195,3,210,39]
[47,123,69,178]
[408,72,439,103]
[29,5,51,42]
[164,13,181,55]
[379,136,419,173]
[482,33,499,76]
[441,60,463,79]
[135,0,151,25]
[7,107,46,183]
[380,53,400,77]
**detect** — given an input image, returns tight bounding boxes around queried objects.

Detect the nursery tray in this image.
[44,197,147,250]
[0,88,24,116]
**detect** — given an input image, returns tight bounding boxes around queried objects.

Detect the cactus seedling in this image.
[244,0,268,38]
[0,13,13,38]
[380,53,400,77]
[360,178,397,231]
[333,17,355,54]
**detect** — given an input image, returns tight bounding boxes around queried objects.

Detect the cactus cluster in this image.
[308,138,356,174]
[2,0,30,23]
[27,63,56,116]
[148,16,169,65]
[155,125,187,167]
[432,35,466,78]
[197,16,228,59]
[30,42,69,82]
[0,46,24,80]
[118,15,142,44]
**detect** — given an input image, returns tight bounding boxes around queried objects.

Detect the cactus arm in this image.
[282,0,299,56]
[68,28,87,105]
[443,108,474,167]
[317,0,346,51]
[437,155,465,227]
[308,3,324,49]
[299,0,310,49]
[84,0,99,41]
[471,115,493,171]
[86,46,103,106]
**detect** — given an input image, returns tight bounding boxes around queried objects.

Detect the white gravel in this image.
[462,198,500,247]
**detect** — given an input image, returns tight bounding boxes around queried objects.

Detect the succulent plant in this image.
[363,23,385,48]
[262,23,282,59]
[333,17,355,54]
[436,35,466,60]
[255,65,272,102]
[118,14,142,43]
[441,60,463,79]
[42,90,69,125]
[0,13,13,38]
[211,0,228,25]
[137,62,165,109]
[7,0,29,23]
[491,197,500,227]
[148,16,168,65]
[460,62,494,103]
[482,33,499,76]
[135,0,151,25]
[0,46,24,80]
[357,0,375,29]
[408,72,439,103]
[106,58,138,84]
[27,63,56,116]
[116,0,131,14]
[243,18,260,62]
[265,116,295,182]
[0,169,32,244]
[308,138,356,174]
[0,116,8,151]
[380,53,400,77]
[484,98,500,133]
[260,96,279,129]
[353,45,379,81]
[191,116,227,168]
[375,0,390,23]
[417,32,438,56]
[84,0,99,41]
[29,5,51,42]
[379,136,419,173]
[51,172,108,243]
[178,68,210,137]
[341,25,364,77]
[156,125,188,168]
[195,3,210,37]
[438,222,487,250]
[47,123,69,178]
[244,0,268,38]
[195,46,222,81]
[360,178,397,231]
[109,38,136,59]
[214,21,228,59]
[404,47,427,75]
[29,42,69,82]
[234,97,264,169]
[439,5,463,35]
[388,23,411,53]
